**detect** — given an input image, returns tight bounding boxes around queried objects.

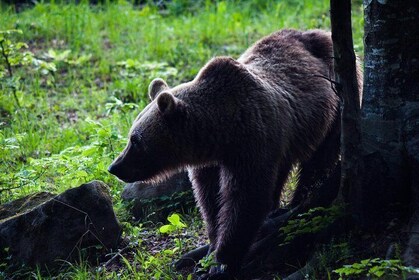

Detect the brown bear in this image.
[109,29,362,278]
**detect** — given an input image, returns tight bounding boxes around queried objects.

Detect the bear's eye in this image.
[130,134,141,149]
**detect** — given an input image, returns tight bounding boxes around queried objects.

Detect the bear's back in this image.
[237,29,339,162]
[238,29,333,87]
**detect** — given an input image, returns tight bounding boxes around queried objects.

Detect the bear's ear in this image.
[197,56,252,83]
[157,92,178,115]
[148,78,169,101]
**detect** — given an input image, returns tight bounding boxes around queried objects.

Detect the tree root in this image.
[175,244,210,270]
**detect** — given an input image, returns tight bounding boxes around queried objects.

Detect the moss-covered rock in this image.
[0,180,121,267]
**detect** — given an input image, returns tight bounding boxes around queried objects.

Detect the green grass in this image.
[0,0,364,278]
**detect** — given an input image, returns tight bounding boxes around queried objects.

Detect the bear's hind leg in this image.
[291,119,340,207]
[189,166,222,251]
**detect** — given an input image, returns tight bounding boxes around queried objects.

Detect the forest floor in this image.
[0,0,367,279]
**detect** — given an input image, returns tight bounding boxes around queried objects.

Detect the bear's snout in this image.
[108,142,154,183]
[108,159,137,183]
[108,141,141,183]
[107,162,118,176]
[108,152,133,181]
[108,157,124,177]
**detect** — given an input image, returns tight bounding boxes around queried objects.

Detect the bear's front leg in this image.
[214,163,277,276]
[189,166,222,252]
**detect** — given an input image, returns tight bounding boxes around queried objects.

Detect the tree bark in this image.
[362,0,419,266]
[330,0,364,223]
[362,0,419,218]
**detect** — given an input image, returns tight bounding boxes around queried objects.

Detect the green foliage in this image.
[0,30,28,69]
[114,59,178,103]
[280,205,343,244]
[300,239,353,279]
[121,221,143,244]
[44,48,92,66]
[159,213,187,234]
[158,213,189,260]
[105,96,139,115]
[0,29,55,109]
[0,117,126,201]
[334,258,419,279]
[198,251,218,272]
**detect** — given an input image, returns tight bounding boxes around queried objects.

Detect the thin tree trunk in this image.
[330,0,363,223]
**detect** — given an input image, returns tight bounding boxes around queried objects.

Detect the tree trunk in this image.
[362,0,419,264]
[330,0,363,223]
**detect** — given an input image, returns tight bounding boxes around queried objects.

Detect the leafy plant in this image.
[43,49,92,66]
[113,59,178,103]
[334,258,419,279]
[198,251,218,272]
[0,118,125,200]
[121,221,143,244]
[159,213,187,234]
[0,29,29,108]
[0,131,25,154]
[105,96,139,117]
[0,29,55,109]
[279,205,343,245]
[159,213,188,257]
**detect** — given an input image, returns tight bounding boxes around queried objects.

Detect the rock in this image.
[122,172,194,221]
[122,172,191,200]
[0,192,56,221]
[0,180,121,267]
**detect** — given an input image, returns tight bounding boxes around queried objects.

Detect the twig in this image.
[54,198,113,271]
[312,73,339,86]
[52,198,109,249]
[0,39,13,77]
[312,73,340,98]
[0,39,21,108]
[103,245,131,268]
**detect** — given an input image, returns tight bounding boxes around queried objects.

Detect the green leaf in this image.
[47,49,71,61]
[167,213,186,228]
[159,224,175,234]
[168,213,181,225]
[0,29,23,35]
[81,145,99,156]
[15,42,28,50]
[67,54,92,65]
[162,249,174,255]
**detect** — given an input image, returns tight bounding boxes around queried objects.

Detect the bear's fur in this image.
[109,29,362,277]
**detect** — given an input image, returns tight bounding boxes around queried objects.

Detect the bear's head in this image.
[108,78,191,183]
[108,57,258,183]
